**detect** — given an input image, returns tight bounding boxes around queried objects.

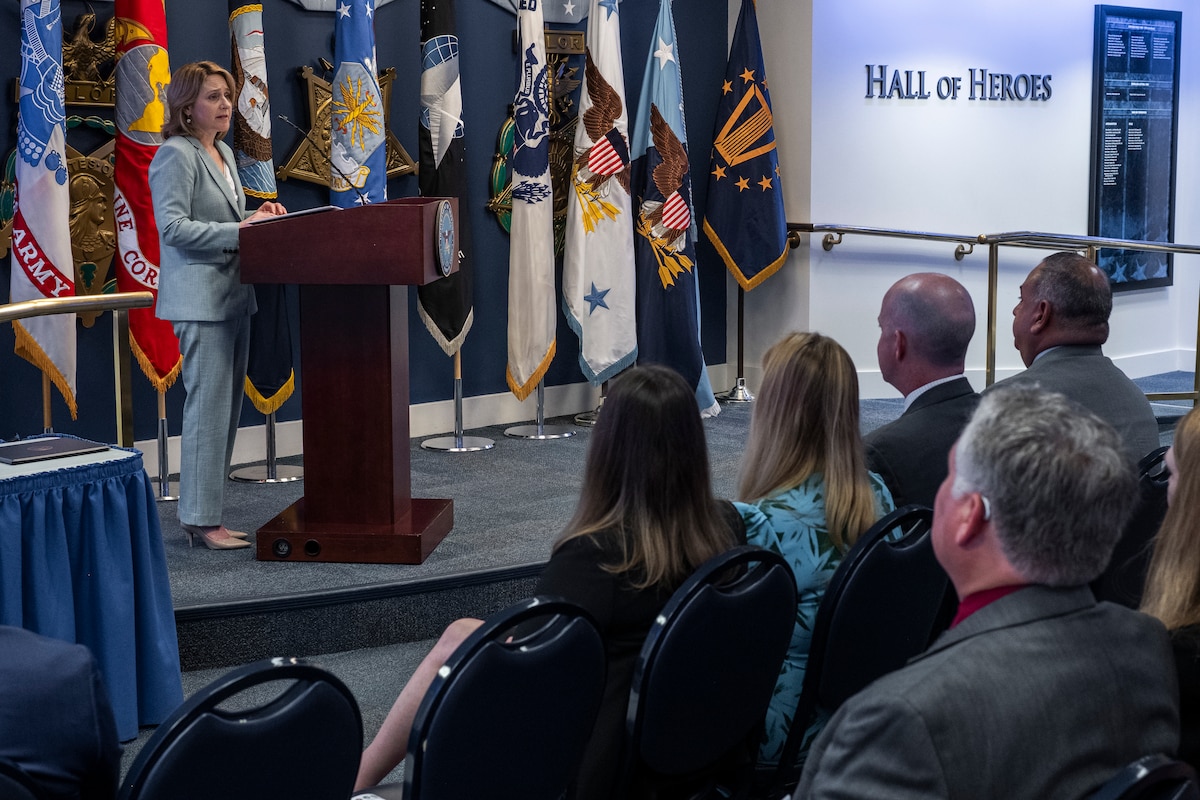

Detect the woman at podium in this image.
[148,61,285,550]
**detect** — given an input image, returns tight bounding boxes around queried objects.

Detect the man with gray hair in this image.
[867,273,979,507]
[995,251,1159,462]
[796,386,1179,800]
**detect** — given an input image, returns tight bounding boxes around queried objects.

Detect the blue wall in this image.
[0,0,729,442]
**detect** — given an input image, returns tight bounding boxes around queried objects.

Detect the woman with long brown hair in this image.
[1141,407,1200,770]
[736,331,894,767]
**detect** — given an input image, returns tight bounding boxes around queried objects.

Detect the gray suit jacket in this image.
[796,586,1179,800]
[148,135,256,322]
[990,345,1159,463]
[864,377,979,508]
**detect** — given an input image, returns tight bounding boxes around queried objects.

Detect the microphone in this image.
[277,114,370,207]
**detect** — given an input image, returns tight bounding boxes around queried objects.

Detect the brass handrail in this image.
[3,292,154,446]
[787,223,1200,404]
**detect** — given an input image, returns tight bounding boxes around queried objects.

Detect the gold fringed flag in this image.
[113,0,180,391]
[11,0,77,418]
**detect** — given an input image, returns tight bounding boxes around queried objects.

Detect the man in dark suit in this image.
[796,386,1179,800]
[866,273,979,508]
[992,251,1159,463]
[0,625,120,799]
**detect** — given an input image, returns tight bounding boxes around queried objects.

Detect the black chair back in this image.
[0,757,42,800]
[770,504,951,794]
[404,597,606,800]
[1089,754,1200,800]
[118,657,362,800]
[1092,445,1170,608]
[621,545,797,798]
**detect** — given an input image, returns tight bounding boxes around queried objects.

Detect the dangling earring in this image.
[185,109,192,125]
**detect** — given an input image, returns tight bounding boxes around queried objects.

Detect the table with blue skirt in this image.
[0,440,184,741]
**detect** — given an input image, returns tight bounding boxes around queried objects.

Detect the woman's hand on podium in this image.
[242,201,289,226]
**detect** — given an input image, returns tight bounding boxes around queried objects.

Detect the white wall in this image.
[746,0,1200,398]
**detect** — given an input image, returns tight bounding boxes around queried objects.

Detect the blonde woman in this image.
[735,332,894,767]
[1141,407,1200,771]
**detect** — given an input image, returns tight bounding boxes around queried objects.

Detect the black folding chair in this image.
[1090,754,1200,800]
[619,545,797,799]
[0,757,42,800]
[1091,445,1170,608]
[118,657,362,800]
[766,504,952,796]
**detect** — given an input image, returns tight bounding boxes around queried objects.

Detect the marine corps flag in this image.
[330,0,386,208]
[11,0,77,418]
[703,0,787,291]
[417,0,474,355]
[506,0,556,400]
[631,0,718,416]
[229,0,294,415]
[561,0,637,386]
[113,0,180,391]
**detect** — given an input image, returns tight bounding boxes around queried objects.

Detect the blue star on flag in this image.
[598,0,618,18]
[584,282,610,314]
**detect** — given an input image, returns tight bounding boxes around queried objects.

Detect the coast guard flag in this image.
[506,0,556,400]
[561,0,637,386]
[230,1,294,415]
[113,0,180,391]
[11,0,77,418]
[631,0,718,416]
[330,0,386,207]
[417,0,474,355]
[703,0,787,291]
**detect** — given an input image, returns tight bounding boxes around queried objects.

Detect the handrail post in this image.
[986,242,1000,388]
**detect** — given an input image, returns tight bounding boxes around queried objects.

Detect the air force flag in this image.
[330,0,386,207]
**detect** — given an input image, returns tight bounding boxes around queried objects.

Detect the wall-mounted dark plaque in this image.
[1089,6,1181,291]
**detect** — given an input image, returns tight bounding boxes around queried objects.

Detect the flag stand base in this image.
[718,377,755,403]
[421,435,496,453]
[504,381,575,439]
[230,464,305,484]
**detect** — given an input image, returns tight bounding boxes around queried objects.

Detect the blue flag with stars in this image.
[630,0,718,416]
[703,0,787,291]
[562,0,637,385]
[330,0,386,207]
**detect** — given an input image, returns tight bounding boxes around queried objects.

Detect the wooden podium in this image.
[240,198,457,564]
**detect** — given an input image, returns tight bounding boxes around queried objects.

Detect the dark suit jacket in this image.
[864,377,979,508]
[991,345,1160,463]
[796,586,1179,800]
[0,626,120,800]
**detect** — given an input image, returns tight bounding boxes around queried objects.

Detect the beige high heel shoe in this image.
[181,524,251,550]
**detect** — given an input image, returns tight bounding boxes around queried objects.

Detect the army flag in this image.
[630,0,718,416]
[506,0,556,401]
[416,0,473,355]
[11,0,77,418]
[703,0,787,291]
[330,0,386,207]
[229,1,294,415]
[113,0,180,391]
[561,0,637,386]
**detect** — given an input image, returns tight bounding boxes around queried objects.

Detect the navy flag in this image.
[702,0,787,291]
[417,0,473,355]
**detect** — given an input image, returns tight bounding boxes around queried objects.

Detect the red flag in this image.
[113,0,180,391]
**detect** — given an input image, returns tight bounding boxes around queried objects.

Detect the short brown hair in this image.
[161,61,235,140]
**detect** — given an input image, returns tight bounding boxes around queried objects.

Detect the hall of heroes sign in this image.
[864,66,1052,101]
[1089,6,1181,291]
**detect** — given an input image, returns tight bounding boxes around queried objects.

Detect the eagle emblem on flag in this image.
[571,46,630,233]
[636,104,694,289]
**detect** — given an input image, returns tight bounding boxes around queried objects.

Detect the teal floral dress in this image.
[734,471,893,767]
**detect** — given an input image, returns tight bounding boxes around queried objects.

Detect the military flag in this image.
[330,0,386,208]
[113,0,180,391]
[506,0,556,400]
[11,0,77,418]
[229,1,294,414]
[416,0,473,355]
[703,0,787,291]
[561,0,637,386]
[630,0,718,416]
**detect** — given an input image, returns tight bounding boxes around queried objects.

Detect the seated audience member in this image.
[866,273,979,507]
[1141,406,1200,772]
[0,625,120,800]
[355,365,746,798]
[735,332,893,768]
[796,386,1178,800]
[992,251,1158,462]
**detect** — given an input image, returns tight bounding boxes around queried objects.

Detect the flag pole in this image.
[155,389,177,501]
[718,286,754,402]
[504,380,575,440]
[421,350,495,453]
[573,380,606,427]
[229,412,304,482]
[42,374,53,433]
